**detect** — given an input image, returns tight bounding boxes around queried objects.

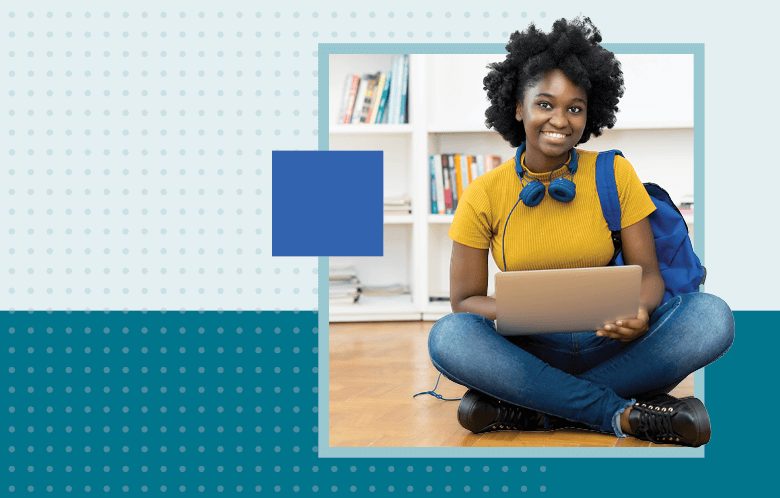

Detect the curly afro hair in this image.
[484,17,624,148]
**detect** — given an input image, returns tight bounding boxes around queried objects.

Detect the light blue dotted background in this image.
[3,2,778,496]
[2,2,775,311]
[1,5,318,312]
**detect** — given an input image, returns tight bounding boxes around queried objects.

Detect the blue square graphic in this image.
[272,151,383,257]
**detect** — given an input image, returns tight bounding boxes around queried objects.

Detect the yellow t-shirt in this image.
[448,149,656,271]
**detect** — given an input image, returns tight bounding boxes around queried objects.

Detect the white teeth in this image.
[544,132,566,139]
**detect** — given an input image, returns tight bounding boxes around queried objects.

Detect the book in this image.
[441,155,453,214]
[337,74,353,124]
[359,73,380,123]
[329,266,358,281]
[441,154,454,214]
[329,295,360,305]
[374,70,392,124]
[350,77,368,124]
[429,155,439,214]
[392,55,403,124]
[386,56,398,124]
[360,284,410,296]
[340,75,360,124]
[467,156,476,183]
[447,154,458,211]
[368,73,386,124]
[399,54,409,124]
[432,155,445,215]
[383,195,411,207]
[476,155,485,177]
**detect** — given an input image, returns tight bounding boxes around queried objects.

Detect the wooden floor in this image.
[329,320,693,448]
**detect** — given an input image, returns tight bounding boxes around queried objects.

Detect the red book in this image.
[343,75,360,124]
[441,155,454,214]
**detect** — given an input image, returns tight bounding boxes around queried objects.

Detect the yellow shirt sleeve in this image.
[448,181,493,250]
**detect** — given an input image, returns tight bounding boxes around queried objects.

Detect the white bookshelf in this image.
[328,53,695,322]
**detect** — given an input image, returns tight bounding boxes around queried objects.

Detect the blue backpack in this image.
[595,150,705,305]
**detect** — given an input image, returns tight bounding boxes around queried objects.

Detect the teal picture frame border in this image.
[317,43,704,458]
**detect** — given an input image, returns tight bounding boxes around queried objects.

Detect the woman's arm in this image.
[449,241,497,320]
[596,216,664,341]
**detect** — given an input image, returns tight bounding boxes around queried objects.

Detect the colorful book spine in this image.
[342,75,360,124]
[387,56,400,124]
[350,77,368,124]
[375,70,392,124]
[359,73,380,123]
[447,154,458,212]
[399,54,409,124]
[337,74,353,124]
[460,155,470,193]
[429,155,439,214]
[454,155,464,200]
[476,155,485,178]
[432,155,445,215]
[441,155,454,214]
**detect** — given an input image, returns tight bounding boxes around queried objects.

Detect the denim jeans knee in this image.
[428,312,496,381]
[655,292,735,367]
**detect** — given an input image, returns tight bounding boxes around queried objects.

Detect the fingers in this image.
[614,317,646,330]
[596,326,632,340]
[596,321,646,341]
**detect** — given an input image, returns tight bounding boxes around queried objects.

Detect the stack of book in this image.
[329,266,361,306]
[429,154,502,214]
[383,195,412,215]
[337,54,410,125]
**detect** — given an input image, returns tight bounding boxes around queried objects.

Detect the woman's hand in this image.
[598,216,663,343]
[596,306,650,342]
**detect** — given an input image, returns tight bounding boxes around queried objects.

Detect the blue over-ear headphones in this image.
[502,142,579,271]
[514,141,579,207]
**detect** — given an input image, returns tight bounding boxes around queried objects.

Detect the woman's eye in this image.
[569,107,583,114]
[537,102,552,109]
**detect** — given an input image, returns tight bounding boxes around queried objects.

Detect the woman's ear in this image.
[515,102,523,122]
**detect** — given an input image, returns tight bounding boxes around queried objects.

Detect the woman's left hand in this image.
[596,306,650,342]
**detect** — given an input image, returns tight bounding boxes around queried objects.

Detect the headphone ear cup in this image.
[520,180,546,207]
[548,178,576,203]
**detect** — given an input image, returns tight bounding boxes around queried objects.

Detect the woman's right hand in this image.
[449,241,497,320]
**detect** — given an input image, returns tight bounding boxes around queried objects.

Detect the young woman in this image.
[427,18,734,447]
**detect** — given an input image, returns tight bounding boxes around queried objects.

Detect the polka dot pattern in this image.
[2,310,553,493]
[1,6,553,494]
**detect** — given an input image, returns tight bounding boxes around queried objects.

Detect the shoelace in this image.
[412,372,461,401]
[497,403,527,429]
[493,401,545,430]
[634,404,676,441]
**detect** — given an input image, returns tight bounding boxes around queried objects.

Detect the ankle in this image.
[620,407,633,435]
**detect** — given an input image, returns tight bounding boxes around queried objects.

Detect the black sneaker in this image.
[628,394,711,447]
[457,389,549,433]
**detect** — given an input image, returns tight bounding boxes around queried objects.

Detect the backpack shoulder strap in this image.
[595,150,624,265]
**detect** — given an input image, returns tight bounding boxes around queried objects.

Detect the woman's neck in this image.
[523,148,571,174]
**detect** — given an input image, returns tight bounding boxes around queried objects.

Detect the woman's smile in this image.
[541,130,570,142]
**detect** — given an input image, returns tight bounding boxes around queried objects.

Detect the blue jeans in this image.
[428,292,734,436]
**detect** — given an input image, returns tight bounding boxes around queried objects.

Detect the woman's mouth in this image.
[542,131,569,140]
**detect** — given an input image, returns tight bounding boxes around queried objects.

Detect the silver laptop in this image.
[495,265,642,335]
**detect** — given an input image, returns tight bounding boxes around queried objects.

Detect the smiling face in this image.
[515,69,588,174]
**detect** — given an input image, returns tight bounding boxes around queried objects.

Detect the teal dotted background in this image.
[2,310,554,495]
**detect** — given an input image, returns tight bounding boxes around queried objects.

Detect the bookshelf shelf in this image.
[384,214,414,225]
[427,215,454,225]
[329,124,414,136]
[330,295,418,322]
[329,53,696,322]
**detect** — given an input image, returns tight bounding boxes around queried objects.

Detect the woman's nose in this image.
[549,109,567,128]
